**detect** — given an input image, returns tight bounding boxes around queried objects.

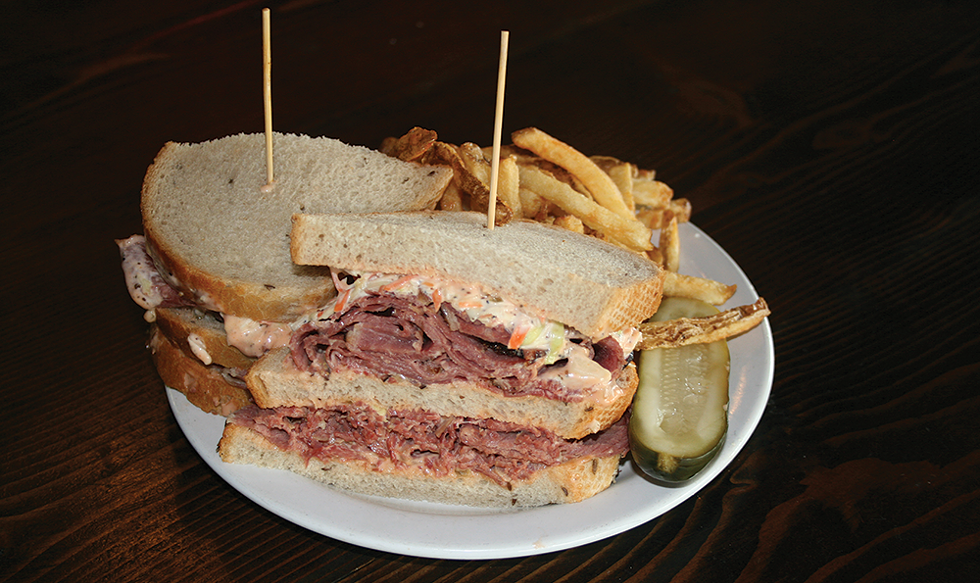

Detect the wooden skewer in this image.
[261,7,275,192]
[487,30,509,229]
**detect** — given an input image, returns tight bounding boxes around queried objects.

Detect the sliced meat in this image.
[290,291,624,402]
[229,403,629,485]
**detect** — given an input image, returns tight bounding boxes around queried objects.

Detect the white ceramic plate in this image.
[169,222,775,560]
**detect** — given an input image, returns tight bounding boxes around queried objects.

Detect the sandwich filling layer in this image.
[227,403,629,486]
[291,270,641,404]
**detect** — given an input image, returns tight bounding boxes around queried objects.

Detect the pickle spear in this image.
[629,297,730,482]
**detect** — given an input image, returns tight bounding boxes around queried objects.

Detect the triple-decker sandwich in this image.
[218,211,665,507]
[118,132,453,414]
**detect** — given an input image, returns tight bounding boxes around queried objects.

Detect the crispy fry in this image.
[608,163,636,213]
[632,179,673,208]
[662,271,737,305]
[523,157,591,196]
[381,127,438,162]
[636,298,770,349]
[418,140,461,167]
[660,214,680,272]
[438,180,465,211]
[636,198,692,230]
[379,136,397,156]
[518,165,652,251]
[636,207,669,230]
[646,246,664,266]
[668,198,692,223]
[493,154,522,218]
[483,144,538,165]
[512,128,633,218]
[553,214,585,234]
[458,142,491,181]
[592,155,636,213]
[518,187,547,219]
[427,142,513,225]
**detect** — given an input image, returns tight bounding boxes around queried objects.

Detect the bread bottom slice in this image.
[218,423,623,507]
[248,347,637,440]
[149,327,253,415]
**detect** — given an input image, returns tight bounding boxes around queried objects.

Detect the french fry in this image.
[513,127,633,218]
[553,214,585,234]
[458,142,491,182]
[636,168,656,181]
[494,154,522,218]
[591,155,636,213]
[428,142,513,225]
[636,198,692,230]
[632,179,673,208]
[380,136,397,156]
[662,271,737,305]
[660,214,680,272]
[636,207,669,230]
[483,144,538,166]
[438,180,465,211]
[518,186,547,219]
[636,298,770,349]
[608,163,636,213]
[381,127,438,162]
[668,198,692,223]
[418,140,461,167]
[518,164,653,251]
[646,246,664,266]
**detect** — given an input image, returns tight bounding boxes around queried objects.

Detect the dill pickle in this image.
[629,297,730,482]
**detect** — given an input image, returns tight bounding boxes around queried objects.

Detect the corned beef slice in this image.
[290,291,626,402]
[228,404,630,485]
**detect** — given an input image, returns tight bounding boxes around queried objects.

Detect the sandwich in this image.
[217,210,666,507]
[117,132,453,414]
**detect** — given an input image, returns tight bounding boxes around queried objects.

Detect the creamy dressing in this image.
[223,314,294,358]
[537,344,612,390]
[187,333,213,365]
[118,235,168,311]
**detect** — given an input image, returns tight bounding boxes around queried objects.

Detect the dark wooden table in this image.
[3,1,979,581]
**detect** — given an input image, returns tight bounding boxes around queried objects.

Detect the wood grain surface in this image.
[2,1,978,581]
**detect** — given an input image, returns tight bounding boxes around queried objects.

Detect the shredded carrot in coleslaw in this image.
[381,275,416,291]
[331,270,352,313]
[508,323,532,350]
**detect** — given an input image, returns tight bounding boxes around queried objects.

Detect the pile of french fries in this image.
[381,127,769,348]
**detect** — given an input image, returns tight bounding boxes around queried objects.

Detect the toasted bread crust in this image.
[143,231,335,323]
[247,347,636,440]
[218,422,622,507]
[149,327,252,415]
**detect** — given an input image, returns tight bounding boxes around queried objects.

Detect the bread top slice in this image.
[290,211,664,338]
[141,132,453,323]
